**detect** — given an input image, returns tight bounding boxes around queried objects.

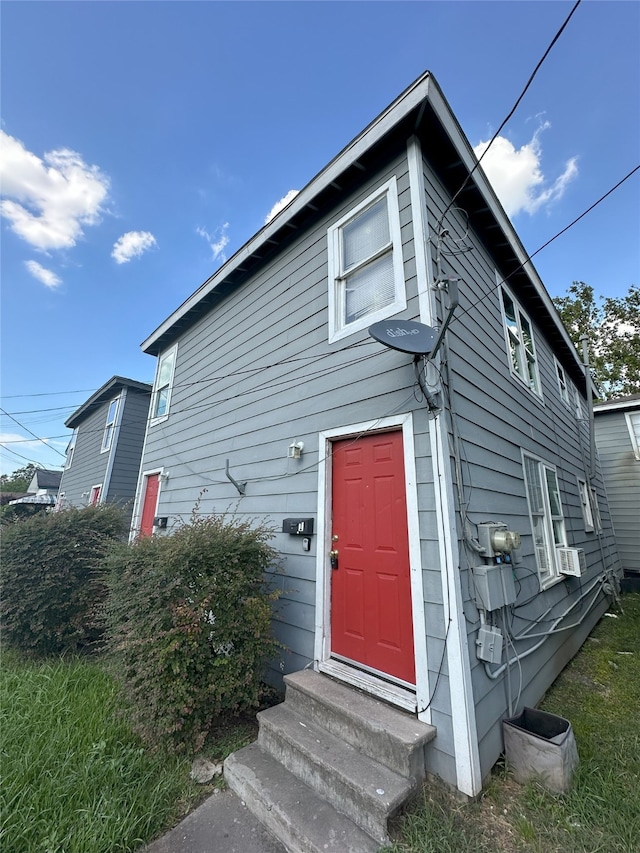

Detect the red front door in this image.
[140,474,160,537]
[330,431,415,684]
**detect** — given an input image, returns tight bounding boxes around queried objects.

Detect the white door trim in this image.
[313,412,429,716]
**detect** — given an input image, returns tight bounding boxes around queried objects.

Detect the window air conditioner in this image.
[557,547,586,577]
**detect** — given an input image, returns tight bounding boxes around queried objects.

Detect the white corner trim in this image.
[428,411,482,797]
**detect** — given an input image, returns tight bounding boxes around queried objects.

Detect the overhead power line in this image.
[440,0,582,228]
[0,407,67,458]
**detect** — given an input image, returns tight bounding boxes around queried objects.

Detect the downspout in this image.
[580,335,596,480]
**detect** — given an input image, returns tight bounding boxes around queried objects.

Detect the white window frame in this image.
[500,284,542,398]
[554,358,571,407]
[626,411,640,461]
[101,396,120,453]
[522,452,567,587]
[577,478,594,532]
[89,484,102,506]
[327,177,406,343]
[150,344,177,424]
[65,429,77,469]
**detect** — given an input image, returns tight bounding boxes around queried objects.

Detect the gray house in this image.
[131,71,621,819]
[594,395,640,575]
[58,376,151,522]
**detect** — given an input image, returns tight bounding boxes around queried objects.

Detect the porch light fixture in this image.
[160,470,170,483]
[288,440,304,459]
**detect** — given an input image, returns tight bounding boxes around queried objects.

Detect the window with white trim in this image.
[626,411,640,460]
[578,478,594,532]
[101,397,120,452]
[151,345,177,422]
[327,178,406,341]
[554,359,570,406]
[523,453,567,586]
[65,429,77,469]
[501,287,541,396]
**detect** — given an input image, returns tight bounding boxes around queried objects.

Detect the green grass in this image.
[0,651,256,853]
[385,592,640,853]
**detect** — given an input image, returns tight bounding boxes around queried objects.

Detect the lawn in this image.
[385,592,640,853]
[0,652,257,853]
[2,595,638,853]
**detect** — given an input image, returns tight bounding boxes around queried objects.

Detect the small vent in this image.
[557,547,586,577]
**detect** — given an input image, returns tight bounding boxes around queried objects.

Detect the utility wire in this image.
[439,0,582,229]
[0,407,66,457]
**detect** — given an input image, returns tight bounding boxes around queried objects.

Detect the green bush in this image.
[106,515,280,753]
[0,505,126,656]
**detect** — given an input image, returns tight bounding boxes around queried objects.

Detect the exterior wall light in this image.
[288,441,304,459]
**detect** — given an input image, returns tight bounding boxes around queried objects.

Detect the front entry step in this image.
[224,670,437,852]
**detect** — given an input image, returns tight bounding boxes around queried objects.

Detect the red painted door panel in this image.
[140,474,160,537]
[330,431,415,684]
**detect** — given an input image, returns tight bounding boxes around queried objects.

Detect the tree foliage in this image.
[0,463,38,495]
[106,514,280,753]
[553,281,640,398]
[0,505,126,656]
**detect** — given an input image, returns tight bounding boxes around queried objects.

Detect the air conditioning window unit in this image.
[557,547,586,577]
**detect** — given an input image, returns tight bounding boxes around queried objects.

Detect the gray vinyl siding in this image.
[59,386,150,520]
[106,389,151,520]
[419,150,620,781]
[136,141,621,792]
[594,408,640,573]
[59,402,111,506]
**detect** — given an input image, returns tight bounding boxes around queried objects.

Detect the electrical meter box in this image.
[473,563,516,611]
[282,518,314,536]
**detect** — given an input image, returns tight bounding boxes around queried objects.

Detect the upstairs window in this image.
[65,429,77,469]
[523,453,567,586]
[501,287,541,396]
[101,397,120,452]
[626,411,640,460]
[555,359,570,406]
[328,178,406,341]
[151,345,177,422]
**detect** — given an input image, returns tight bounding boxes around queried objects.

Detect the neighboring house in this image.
[58,376,151,523]
[130,71,621,802]
[594,394,640,575]
[8,469,62,508]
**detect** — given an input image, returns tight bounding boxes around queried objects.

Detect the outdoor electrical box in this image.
[476,625,503,664]
[473,563,517,611]
[153,516,168,529]
[477,522,521,556]
[282,518,314,536]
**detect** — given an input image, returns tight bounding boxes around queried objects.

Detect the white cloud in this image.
[196,222,229,262]
[473,123,578,217]
[25,260,62,289]
[111,230,157,264]
[0,131,110,250]
[264,189,299,224]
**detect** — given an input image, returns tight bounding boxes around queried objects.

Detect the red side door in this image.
[140,474,160,537]
[330,431,415,684]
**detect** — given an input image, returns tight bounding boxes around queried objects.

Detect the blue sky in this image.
[1,0,639,476]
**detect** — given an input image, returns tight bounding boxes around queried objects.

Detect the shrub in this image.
[0,505,126,656]
[106,514,280,753]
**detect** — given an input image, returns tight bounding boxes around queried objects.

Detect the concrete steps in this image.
[224,670,436,853]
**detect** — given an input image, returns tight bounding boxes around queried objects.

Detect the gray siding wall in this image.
[106,389,151,522]
[594,409,640,573]
[419,150,621,781]
[59,401,112,507]
[136,140,621,790]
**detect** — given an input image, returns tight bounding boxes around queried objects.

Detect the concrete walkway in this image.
[142,787,286,853]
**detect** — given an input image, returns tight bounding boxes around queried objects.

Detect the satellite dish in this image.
[368,319,437,355]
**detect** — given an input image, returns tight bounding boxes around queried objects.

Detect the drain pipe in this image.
[580,335,596,480]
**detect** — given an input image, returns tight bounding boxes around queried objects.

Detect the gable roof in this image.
[594,393,640,414]
[28,469,62,492]
[65,376,152,429]
[140,71,585,387]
